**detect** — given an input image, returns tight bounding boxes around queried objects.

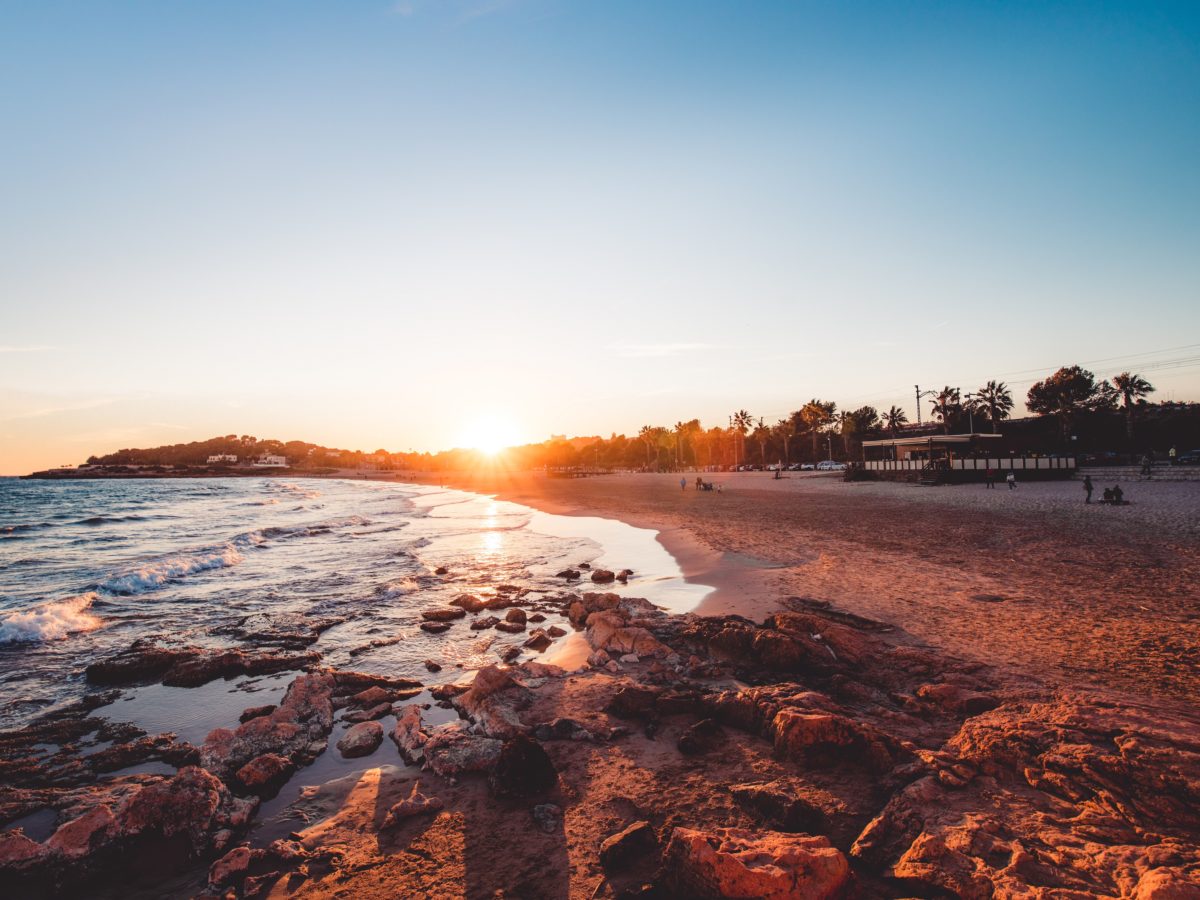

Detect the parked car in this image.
[1178,449,1200,465]
[816,460,846,471]
[800,463,816,471]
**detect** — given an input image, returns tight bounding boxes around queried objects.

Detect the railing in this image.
[863,457,1076,472]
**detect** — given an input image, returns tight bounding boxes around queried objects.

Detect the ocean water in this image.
[0,477,708,732]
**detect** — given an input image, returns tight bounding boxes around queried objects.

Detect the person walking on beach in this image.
[1140,453,1153,477]
[1006,471,1017,490]
[679,476,687,492]
[1083,474,1093,504]
[985,467,995,489]
[1170,445,1178,466]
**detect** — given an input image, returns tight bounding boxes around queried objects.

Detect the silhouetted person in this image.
[1141,454,1153,477]
[985,467,995,489]
[1083,475,1093,504]
[1113,484,1124,504]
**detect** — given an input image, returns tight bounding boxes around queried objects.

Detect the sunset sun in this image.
[460,414,520,456]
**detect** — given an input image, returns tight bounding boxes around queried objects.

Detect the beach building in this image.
[251,455,288,468]
[207,454,238,464]
[861,434,1075,482]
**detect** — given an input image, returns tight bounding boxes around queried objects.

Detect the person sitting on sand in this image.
[1102,487,1114,504]
[1112,484,1124,504]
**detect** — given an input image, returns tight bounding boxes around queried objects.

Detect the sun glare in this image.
[460,414,520,457]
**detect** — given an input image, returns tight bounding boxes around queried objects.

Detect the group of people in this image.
[683,476,722,493]
[983,468,1017,490]
[1082,475,1127,505]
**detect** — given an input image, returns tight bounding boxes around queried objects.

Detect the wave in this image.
[269,482,322,500]
[99,532,266,594]
[0,593,103,644]
[1,522,51,536]
[74,514,178,526]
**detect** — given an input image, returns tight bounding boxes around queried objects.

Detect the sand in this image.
[420,469,1200,705]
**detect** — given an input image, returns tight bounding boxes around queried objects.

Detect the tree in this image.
[772,419,795,465]
[731,410,753,466]
[1111,372,1155,444]
[637,425,656,468]
[1026,366,1118,445]
[751,422,771,466]
[928,387,961,435]
[973,381,1014,434]
[798,399,836,461]
[883,405,908,436]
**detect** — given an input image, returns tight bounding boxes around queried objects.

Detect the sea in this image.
[0,477,709,737]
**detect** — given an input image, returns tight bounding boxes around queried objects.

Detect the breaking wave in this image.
[99,532,266,594]
[0,593,104,643]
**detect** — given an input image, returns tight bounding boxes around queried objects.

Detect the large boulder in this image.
[663,827,851,899]
[770,709,893,773]
[337,721,383,758]
[451,665,533,738]
[200,672,335,779]
[421,724,504,778]
[586,611,672,660]
[234,753,295,798]
[599,820,657,869]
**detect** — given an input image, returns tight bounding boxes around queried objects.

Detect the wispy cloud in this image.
[0,344,54,353]
[610,342,714,359]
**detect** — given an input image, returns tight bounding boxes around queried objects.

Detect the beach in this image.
[429,470,1200,704]
[2,471,1198,898]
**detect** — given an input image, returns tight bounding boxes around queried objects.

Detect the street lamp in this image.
[915,385,936,425]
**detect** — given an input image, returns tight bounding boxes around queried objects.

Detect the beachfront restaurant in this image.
[860,434,1077,482]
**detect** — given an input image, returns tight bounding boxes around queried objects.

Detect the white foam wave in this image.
[100,532,265,594]
[272,482,322,500]
[0,593,103,643]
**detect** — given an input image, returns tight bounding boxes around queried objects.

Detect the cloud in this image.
[0,344,54,353]
[610,342,714,359]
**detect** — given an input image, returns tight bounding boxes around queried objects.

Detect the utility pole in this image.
[915,384,935,426]
[963,391,976,434]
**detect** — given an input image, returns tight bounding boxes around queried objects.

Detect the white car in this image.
[815,460,846,471]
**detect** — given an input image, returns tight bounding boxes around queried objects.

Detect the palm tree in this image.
[637,425,656,469]
[974,381,1014,434]
[1111,372,1155,444]
[799,399,836,461]
[929,386,961,435]
[751,422,771,466]
[883,405,908,436]
[772,419,794,465]
[731,410,753,466]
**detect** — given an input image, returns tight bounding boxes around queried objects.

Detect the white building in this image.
[252,455,288,468]
[207,454,238,464]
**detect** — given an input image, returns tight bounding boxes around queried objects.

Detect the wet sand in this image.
[422,469,1200,705]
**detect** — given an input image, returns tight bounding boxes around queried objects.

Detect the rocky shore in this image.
[2,573,1198,898]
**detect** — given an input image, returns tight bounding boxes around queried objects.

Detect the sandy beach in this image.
[427,469,1200,705]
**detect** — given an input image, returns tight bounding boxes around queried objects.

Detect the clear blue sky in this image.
[2,1,1198,471]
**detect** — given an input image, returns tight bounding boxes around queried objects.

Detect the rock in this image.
[532,803,563,834]
[505,608,527,625]
[201,673,335,780]
[45,803,118,859]
[591,569,616,583]
[239,705,277,723]
[420,622,453,634]
[730,781,830,834]
[1135,868,1200,899]
[349,686,394,707]
[85,640,319,688]
[578,562,592,569]
[381,787,443,827]
[208,844,263,887]
[620,653,640,664]
[771,709,893,772]
[330,670,423,693]
[429,682,470,701]
[528,613,547,623]
[495,621,526,634]
[547,625,567,638]
[524,629,553,652]
[235,753,294,798]
[500,646,521,663]
[452,664,532,738]
[391,704,429,764]
[556,569,580,579]
[337,721,383,758]
[600,820,657,870]
[489,733,558,797]
[517,660,566,679]
[617,568,634,582]
[534,718,594,742]
[0,830,48,871]
[663,827,850,900]
[421,724,504,778]
[342,702,391,723]
[471,616,501,630]
[483,594,514,610]
[677,718,723,755]
[451,593,487,612]
[605,685,663,719]
[422,607,466,622]
[434,566,448,575]
[424,660,442,672]
[586,611,672,659]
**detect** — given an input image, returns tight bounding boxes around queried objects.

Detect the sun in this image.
[459,414,520,457]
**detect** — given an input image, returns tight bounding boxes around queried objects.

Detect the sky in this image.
[2,0,1198,473]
